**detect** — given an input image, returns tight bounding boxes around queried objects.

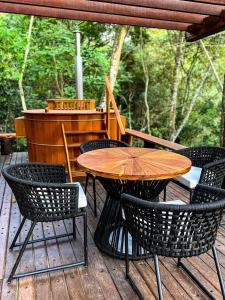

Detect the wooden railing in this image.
[47,99,95,110]
[0,133,17,139]
[105,76,125,138]
[123,128,186,151]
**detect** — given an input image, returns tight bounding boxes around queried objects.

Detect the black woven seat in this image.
[122,184,225,299]
[80,139,129,216]
[164,146,225,201]
[2,163,88,282]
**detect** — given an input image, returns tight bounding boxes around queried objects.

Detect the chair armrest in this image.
[191,182,225,205]
[199,159,225,189]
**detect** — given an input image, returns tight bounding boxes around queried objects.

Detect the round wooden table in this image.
[77,147,191,259]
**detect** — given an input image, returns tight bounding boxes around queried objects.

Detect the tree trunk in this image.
[53,54,64,97]
[139,29,151,134]
[101,25,129,104]
[172,45,220,142]
[172,63,211,142]
[168,32,184,141]
[221,74,225,146]
[200,40,223,92]
[18,15,34,111]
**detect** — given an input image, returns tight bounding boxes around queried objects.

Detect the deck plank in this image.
[16,152,36,300]
[1,152,21,300]
[1,152,225,299]
[33,222,52,300]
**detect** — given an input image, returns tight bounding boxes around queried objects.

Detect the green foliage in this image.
[0,13,225,151]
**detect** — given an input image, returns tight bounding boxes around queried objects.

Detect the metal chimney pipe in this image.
[75,31,83,99]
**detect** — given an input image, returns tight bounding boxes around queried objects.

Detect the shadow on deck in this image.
[0,152,225,300]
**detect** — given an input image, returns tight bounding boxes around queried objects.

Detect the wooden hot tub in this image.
[15,100,126,176]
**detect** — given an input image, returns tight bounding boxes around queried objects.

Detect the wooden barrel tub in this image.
[15,109,126,175]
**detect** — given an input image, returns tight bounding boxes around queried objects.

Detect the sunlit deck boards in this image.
[0,152,225,299]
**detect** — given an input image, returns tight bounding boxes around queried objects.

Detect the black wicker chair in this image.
[80,139,129,216]
[2,163,88,283]
[94,177,170,259]
[122,184,225,300]
[164,146,225,201]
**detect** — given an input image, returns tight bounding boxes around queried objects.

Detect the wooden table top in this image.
[77,147,192,180]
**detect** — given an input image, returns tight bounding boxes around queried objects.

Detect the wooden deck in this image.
[1,152,225,300]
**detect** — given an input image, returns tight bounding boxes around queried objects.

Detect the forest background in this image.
[1,14,225,150]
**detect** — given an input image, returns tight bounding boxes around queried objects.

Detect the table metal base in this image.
[94,195,151,260]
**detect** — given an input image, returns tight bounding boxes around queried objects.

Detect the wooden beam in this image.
[0,0,208,24]
[92,0,225,16]
[125,129,186,150]
[0,2,190,30]
[105,76,125,135]
[0,133,16,139]
[188,0,225,5]
[186,10,225,41]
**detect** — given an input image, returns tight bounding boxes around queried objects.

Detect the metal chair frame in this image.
[122,184,225,300]
[2,163,88,283]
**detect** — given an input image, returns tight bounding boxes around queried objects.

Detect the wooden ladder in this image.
[61,123,108,181]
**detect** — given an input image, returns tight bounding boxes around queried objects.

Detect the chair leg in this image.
[73,217,76,240]
[153,255,164,300]
[125,226,129,279]
[92,177,97,217]
[105,192,109,203]
[124,227,144,300]
[85,174,89,194]
[190,189,193,202]
[9,217,26,250]
[8,215,87,282]
[212,245,225,299]
[83,212,88,266]
[8,221,36,283]
[163,187,166,202]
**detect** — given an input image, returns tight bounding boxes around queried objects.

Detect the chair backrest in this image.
[2,163,79,222]
[3,163,67,183]
[80,139,129,154]
[122,184,225,258]
[199,159,225,188]
[176,146,225,168]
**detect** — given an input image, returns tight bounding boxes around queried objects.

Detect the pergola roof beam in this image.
[92,0,224,16]
[0,0,208,24]
[0,0,225,41]
[184,0,225,5]
[187,10,225,41]
[0,2,190,31]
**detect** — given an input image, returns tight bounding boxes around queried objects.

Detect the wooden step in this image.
[67,143,81,148]
[65,170,85,177]
[71,170,85,177]
[69,158,77,162]
[65,130,107,135]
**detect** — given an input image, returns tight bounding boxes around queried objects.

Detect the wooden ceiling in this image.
[0,0,225,41]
